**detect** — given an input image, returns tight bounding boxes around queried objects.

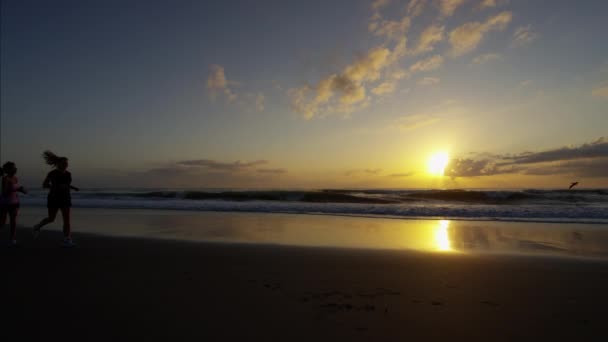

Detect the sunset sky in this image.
[1,0,607,189]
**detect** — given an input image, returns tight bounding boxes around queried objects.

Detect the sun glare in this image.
[428,151,449,176]
[434,220,451,251]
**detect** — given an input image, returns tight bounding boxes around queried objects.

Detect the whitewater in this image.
[19,188,608,224]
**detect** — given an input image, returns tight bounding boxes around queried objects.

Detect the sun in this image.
[428,151,449,176]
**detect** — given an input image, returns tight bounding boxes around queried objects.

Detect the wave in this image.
[18,188,608,222]
[39,188,608,205]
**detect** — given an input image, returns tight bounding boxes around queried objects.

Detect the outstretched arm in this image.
[70,185,80,191]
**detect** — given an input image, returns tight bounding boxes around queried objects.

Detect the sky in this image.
[1,0,607,189]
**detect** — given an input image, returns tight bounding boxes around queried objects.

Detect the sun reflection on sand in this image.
[434,220,452,251]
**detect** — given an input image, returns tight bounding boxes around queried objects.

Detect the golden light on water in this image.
[434,220,451,251]
[428,151,449,176]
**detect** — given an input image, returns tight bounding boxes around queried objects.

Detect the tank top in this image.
[1,176,20,205]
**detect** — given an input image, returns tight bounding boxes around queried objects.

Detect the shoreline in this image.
[15,203,608,225]
[9,207,608,260]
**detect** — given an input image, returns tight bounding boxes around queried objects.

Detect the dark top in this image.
[47,169,72,199]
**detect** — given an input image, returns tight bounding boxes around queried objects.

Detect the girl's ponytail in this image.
[42,150,66,168]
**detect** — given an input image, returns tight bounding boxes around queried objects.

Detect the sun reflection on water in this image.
[435,220,451,251]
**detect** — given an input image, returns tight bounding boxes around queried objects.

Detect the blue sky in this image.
[2,0,607,188]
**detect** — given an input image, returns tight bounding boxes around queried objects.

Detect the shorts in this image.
[47,194,72,208]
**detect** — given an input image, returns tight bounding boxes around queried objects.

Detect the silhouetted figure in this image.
[0,162,27,245]
[569,182,579,190]
[33,151,80,247]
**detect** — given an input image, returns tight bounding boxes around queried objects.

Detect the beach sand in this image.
[2,210,608,341]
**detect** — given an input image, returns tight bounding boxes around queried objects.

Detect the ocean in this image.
[19,188,608,224]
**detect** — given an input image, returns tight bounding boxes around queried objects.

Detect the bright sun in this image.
[428,151,449,176]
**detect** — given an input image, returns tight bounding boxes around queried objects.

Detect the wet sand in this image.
[3,226,608,341]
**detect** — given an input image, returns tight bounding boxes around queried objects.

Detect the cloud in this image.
[371,0,391,11]
[512,25,539,46]
[446,137,608,178]
[393,114,440,131]
[177,159,268,172]
[370,16,411,39]
[406,0,427,17]
[417,77,440,86]
[290,44,398,118]
[411,24,445,55]
[388,172,414,177]
[207,64,237,102]
[449,11,512,56]
[472,53,501,65]
[505,137,608,164]
[255,93,265,112]
[410,54,444,73]
[477,0,509,10]
[592,86,608,98]
[391,69,410,80]
[344,169,383,176]
[479,0,497,8]
[256,168,288,174]
[365,168,383,175]
[522,158,608,178]
[372,81,398,95]
[440,0,466,17]
[445,158,502,177]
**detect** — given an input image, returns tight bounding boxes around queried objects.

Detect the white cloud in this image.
[406,0,427,17]
[289,47,392,118]
[391,69,410,80]
[449,11,512,56]
[478,0,497,8]
[372,0,391,11]
[371,16,411,39]
[207,64,237,102]
[512,25,540,46]
[291,0,417,119]
[410,54,444,73]
[372,81,397,95]
[592,86,608,98]
[417,77,440,86]
[472,53,501,65]
[440,0,466,17]
[411,24,445,55]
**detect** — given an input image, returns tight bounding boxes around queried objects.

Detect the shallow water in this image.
[13,207,608,259]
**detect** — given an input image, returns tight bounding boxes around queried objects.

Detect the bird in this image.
[569,182,579,190]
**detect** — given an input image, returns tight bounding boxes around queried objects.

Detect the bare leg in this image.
[35,207,59,230]
[60,207,71,239]
[9,207,19,241]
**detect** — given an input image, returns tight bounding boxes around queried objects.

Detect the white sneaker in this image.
[62,238,76,248]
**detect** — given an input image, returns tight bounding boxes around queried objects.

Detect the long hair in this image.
[42,150,68,168]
